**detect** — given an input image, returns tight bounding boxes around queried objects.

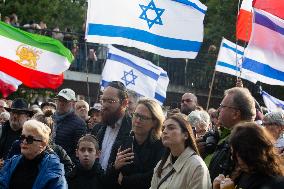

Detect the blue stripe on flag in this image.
[262,91,284,109]
[243,58,284,81]
[155,92,166,103]
[222,43,244,55]
[160,72,168,77]
[173,0,206,14]
[216,61,240,71]
[88,24,202,52]
[108,53,160,81]
[255,11,284,36]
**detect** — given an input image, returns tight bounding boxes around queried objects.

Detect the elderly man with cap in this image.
[53,88,86,163]
[0,98,33,160]
[87,103,102,134]
[263,111,284,154]
[40,101,57,116]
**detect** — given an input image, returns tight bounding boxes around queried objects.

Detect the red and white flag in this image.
[0,71,22,98]
[253,0,284,20]
[236,0,253,42]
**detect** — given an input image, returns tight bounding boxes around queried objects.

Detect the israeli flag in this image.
[215,38,257,83]
[86,0,207,59]
[262,90,284,112]
[101,46,169,104]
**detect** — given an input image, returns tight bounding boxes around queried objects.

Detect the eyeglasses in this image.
[132,112,153,122]
[219,104,238,110]
[181,99,193,103]
[100,99,120,104]
[19,135,43,144]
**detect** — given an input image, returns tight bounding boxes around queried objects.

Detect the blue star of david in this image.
[121,69,138,86]
[139,0,165,29]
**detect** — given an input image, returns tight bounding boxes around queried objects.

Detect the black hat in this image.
[4,98,34,117]
[40,101,57,110]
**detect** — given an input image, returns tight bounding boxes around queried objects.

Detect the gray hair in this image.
[263,111,284,126]
[0,111,10,121]
[127,89,140,103]
[187,110,211,128]
[225,87,256,121]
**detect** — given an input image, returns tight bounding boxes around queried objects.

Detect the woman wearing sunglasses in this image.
[0,120,67,189]
[110,98,165,189]
[150,115,211,189]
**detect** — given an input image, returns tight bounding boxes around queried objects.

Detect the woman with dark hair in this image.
[150,115,211,189]
[111,98,165,189]
[213,122,284,189]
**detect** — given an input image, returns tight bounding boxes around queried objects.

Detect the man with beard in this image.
[53,88,86,163]
[92,81,131,174]
[180,93,198,115]
[0,98,33,159]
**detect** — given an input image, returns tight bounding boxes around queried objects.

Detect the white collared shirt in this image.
[99,118,123,171]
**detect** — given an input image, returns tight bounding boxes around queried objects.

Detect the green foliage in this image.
[204,0,239,46]
[0,0,86,32]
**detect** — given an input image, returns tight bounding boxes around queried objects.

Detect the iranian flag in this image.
[0,21,73,89]
[236,0,253,42]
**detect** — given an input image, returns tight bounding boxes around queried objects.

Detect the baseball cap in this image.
[93,103,102,111]
[56,88,76,101]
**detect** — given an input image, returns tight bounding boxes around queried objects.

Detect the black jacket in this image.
[209,138,234,182]
[110,135,165,189]
[67,162,104,189]
[0,121,22,159]
[235,172,284,189]
[53,111,86,163]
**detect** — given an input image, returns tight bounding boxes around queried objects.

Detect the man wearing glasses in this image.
[92,81,132,177]
[53,88,86,163]
[208,87,256,181]
[0,98,33,160]
[180,93,198,115]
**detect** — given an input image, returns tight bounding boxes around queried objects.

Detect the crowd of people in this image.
[0,79,283,188]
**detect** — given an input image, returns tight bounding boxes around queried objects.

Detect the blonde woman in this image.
[0,120,67,189]
[112,98,165,189]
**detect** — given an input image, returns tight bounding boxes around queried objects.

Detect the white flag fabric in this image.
[0,71,22,97]
[242,8,284,86]
[101,46,169,104]
[215,38,257,83]
[262,91,284,112]
[86,0,207,59]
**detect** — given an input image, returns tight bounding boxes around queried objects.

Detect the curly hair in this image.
[230,122,284,177]
[157,114,199,177]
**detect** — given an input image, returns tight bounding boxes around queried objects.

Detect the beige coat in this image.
[150,147,211,189]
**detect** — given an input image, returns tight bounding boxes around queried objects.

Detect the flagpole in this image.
[84,1,90,104]
[235,0,242,80]
[206,38,223,111]
[206,69,216,111]
[185,59,188,86]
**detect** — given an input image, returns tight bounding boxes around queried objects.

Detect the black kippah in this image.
[107,81,127,92]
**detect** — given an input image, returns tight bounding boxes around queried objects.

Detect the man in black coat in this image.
[53,88,86,163]
[0,98,33,160]
[92,81,132,175]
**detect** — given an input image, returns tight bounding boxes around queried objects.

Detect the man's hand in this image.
[236,78,243,88]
